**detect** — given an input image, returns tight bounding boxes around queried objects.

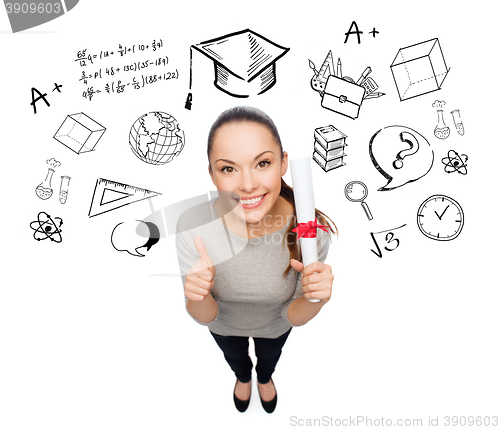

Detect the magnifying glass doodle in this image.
[344,181,373,220]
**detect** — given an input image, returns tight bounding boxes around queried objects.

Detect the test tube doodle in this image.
[59,176,71,204]
[451,109,464,136]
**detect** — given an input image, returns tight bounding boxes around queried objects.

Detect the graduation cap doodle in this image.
[186,29,290,108]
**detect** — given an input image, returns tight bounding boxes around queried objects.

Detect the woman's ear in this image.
[281,151,289,176]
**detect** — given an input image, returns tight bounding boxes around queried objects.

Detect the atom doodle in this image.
[441,150,468,175]
[30,211,63,243]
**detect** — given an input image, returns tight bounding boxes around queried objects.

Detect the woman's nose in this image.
[239,169,258,193]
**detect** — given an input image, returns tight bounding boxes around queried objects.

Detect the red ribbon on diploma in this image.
[292,218,332,238]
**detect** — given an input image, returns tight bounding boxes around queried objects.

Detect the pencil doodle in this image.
[417,195,464,241]
[344,181,373,220]
[111,221,160,257]
[442,150,468,175]
[309,52,384,119]
[391,38,450,101]
[312,125,347,172]
[129,111,185,165]
[35,158,61,200]
[187,29,289,104]
[59,176,71,204]
[451,110,465,136]
[54,113,106,154]
[370,224,407,258]
[30,211,63,243]
[369,125,434,191]
[88,178,161,218]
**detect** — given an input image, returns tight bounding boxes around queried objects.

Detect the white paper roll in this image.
[290,157,320,303]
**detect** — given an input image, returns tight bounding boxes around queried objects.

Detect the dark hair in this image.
[207,106,337,276]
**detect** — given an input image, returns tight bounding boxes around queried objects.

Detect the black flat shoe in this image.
[258,378,277,413]
[233,379,251,412]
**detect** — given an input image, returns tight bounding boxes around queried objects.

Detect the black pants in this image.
[210,328,292,384]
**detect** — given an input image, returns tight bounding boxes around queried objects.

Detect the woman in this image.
[176,106,336,413]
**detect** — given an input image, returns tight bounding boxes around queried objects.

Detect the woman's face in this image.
[209,121,288,226]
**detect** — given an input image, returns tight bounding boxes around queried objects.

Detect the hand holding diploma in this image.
[290,259,334,303]
[290,157,333,303]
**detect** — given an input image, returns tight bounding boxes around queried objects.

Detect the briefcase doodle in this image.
[321,76,365,119]
[309,50,385,120]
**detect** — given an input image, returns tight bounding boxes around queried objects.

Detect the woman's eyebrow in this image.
[215,151,274,164]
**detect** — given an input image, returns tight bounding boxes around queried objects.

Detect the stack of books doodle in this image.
[312,125,347,171]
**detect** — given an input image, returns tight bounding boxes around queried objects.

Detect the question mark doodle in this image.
[392,131,419,169]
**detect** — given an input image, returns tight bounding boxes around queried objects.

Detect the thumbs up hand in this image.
[184,236,216,302]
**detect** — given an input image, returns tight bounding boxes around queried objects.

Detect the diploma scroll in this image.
[290,157,322,303]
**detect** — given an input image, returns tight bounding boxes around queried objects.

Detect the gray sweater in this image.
[176,197,330,338]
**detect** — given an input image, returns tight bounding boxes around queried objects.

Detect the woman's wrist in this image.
[186,293,219,323]
[287,296,326,326]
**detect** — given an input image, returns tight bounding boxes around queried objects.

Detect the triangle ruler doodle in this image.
[88,178,161,218]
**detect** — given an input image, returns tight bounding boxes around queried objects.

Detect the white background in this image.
[1,1,499,428]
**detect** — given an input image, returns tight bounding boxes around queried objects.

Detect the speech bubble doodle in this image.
[369,125,434,191]
[111,220,160,257]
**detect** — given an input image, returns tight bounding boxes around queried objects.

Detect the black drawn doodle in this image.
[369,125,434,191]
[434,110,450,139]
[5,0,79,33]
[59,176,71,204]
[432,100,446,109]
[391,38,450,101]
[187,29,289,102]
[441,150,468,175]
[312,125,347,172]
[309,52,384,119]
[417,195,464,241]
[344,21,363,44]
[344,21,380,44]
[344,181,373,220]
[129,112,185,165]
[370,224,406,258]
[54,113,106,154]
[30,83,63,114]
[88,178,161,218]
[30,211,63,243]
[75,41,178,101]
[35,158,61,200]
[111,221,160,257]
[451,109,465,136]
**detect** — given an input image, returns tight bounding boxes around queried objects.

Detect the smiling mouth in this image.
[235,193,267,207]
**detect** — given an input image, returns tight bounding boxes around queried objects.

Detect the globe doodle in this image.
[129,111,185,165]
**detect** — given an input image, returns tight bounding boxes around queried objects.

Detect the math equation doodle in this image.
[75,39,179,101]
[370,224,406,258]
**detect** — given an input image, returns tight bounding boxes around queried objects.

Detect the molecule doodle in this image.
[30,211,63,243]
[441,150,468,175]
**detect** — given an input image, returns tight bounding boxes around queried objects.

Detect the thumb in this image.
[194,236,214,268]
[290,258,304,273]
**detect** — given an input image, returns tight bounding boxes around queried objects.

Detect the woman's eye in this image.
[222,166,234,173]
[258,160,270,168]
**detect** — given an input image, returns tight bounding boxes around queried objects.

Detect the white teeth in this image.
[240,195,264,205]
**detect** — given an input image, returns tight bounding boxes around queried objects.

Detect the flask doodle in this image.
[369,125,434,191]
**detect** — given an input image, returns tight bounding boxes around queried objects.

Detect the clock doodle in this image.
[416,195,464,241]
